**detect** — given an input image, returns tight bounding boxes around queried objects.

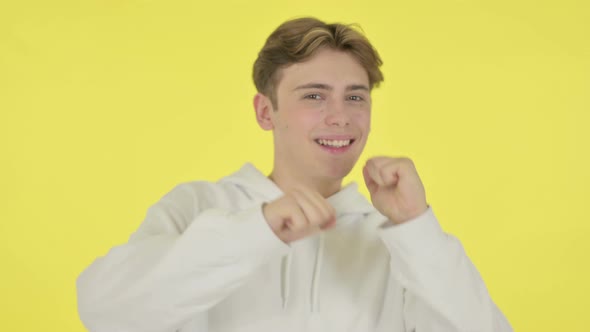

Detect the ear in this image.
[253,93,274,131]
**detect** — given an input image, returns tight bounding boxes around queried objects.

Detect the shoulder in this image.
[132,180,251,239]
[160,180,247,212]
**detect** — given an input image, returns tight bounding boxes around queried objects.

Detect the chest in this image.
[204,225,393,331]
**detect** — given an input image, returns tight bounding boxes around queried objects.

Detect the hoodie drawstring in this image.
[281,251,293,309]
[310,233,325,313]
[281,233,325,313]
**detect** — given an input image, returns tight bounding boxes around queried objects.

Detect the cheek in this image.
[353,111,371,131]
[276,108,321,140]
[294,109,324,129]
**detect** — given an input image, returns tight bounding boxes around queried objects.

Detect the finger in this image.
[366,156,391,166]
[365,159,386,186]
[368,156,412,171]
[290,189,323,228]
[295,187,326,219]
[320,218,336,230]
[368,157,412,186]
[283,197,309,232]
[363,164,378,193]
[378,160,402,186]
[300,187,336,226]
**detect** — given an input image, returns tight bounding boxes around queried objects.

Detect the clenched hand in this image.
[263,187,336,243]
[363,157,428,225]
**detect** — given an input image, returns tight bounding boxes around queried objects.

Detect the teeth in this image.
[317,139,352,148]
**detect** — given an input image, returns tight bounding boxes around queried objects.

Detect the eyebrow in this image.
[293,83,370,92]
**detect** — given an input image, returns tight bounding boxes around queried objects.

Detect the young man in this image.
[77,17,512,331]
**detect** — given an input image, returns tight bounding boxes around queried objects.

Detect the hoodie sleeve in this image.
[76,183,291,332]
[378,207,513,331]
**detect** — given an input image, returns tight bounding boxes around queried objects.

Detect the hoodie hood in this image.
[220,163,376,220]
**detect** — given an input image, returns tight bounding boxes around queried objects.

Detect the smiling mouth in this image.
[314,138,355,148]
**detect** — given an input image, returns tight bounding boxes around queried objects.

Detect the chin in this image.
[323,161,356,180]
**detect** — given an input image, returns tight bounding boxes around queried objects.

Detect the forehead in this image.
[276,49,370,91]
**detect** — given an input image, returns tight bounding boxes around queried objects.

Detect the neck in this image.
[268,168,342,198]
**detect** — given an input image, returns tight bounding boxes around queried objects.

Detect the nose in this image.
[324,100,350,127]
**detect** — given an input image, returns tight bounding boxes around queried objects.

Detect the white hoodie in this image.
[77,163,512,332]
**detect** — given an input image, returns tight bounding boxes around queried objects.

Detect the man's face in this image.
[263,48,372,183]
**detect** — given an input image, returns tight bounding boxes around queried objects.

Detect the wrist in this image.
[389,204,429,225]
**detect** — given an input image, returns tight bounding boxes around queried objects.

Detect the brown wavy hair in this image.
[253,17,384,109]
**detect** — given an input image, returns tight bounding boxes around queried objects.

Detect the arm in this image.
[363,157,512,331]
[379,208,512,331]
[76,184,290,332]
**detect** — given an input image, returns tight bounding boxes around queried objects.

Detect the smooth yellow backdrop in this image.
[1,0,588,331]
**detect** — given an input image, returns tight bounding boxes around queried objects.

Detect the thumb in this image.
[363,165,378,194]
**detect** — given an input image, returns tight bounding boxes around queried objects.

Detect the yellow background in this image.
[1,0,588,330]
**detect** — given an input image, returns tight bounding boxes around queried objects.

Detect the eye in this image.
[348,95,364,101]
[304,93,322,100]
